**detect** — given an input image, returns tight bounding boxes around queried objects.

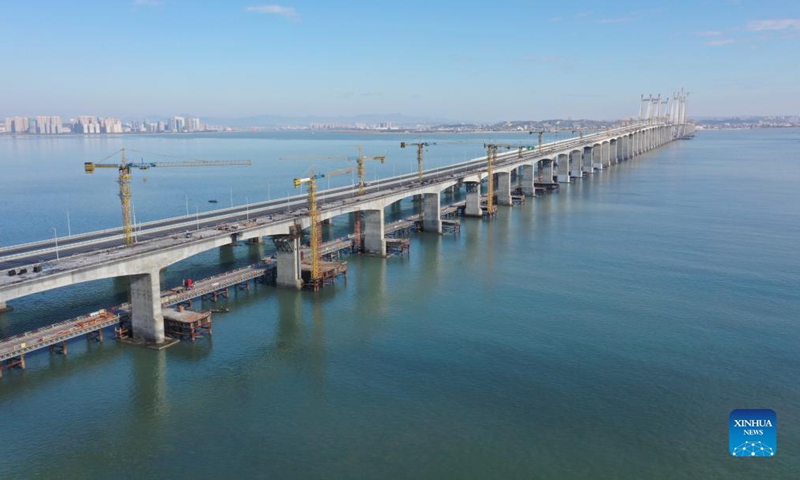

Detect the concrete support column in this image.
[544,160,555,183]
[0,301,11,313]
[363,209,386,256]
[130,269,165,344]
[496,172,512,205]
[464,182,482,216]
[557,153,570,183]
[422,192,442,233]
[592,146,602,170]
[609,141,618,165]
[569,150,582,178]
[521,163,535,196]
[582,147,593,174]
[275,236,302,289]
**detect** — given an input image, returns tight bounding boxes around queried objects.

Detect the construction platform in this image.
[163,307,212,342]
[386,238,411,256]
[0,309,119,377]
[162,264,272,307]
[442,219,461,234]
[300,261,347,291]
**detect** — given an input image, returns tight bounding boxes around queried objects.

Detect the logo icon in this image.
[729,409,776,457]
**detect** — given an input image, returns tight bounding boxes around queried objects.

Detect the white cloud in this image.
[706,39,735,46]
[695,30,723,37]
[134,0,161,6]
[746,19,800,31]
[598,17,633,24]
[245,5,298,18]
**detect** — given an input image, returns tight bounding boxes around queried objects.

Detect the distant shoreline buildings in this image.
[1,115,212,135]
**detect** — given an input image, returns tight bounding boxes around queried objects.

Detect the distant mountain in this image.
[204,113,456,127]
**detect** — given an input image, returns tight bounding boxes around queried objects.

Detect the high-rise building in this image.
[100,117,123,133]
[74,116,101,134]
[172,116,185,132]
[186,117,201,132]
[5,116,30,133]
[34,116,63,134]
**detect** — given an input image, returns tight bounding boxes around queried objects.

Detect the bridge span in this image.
[0,121,693,345]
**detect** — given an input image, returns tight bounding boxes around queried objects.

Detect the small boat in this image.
[208,199,218,203]
[210,307,230,314]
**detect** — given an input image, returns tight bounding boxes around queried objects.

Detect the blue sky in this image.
[0,0,798,121]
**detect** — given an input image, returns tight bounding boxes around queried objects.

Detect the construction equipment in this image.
[84,148,251,246]
[529,130,544,151]
[354,145,385,195]
[282,146,384,254]
[293,168,352,285]
[400,141,436,181]
[482,143,536,215]
[281,145,385,196]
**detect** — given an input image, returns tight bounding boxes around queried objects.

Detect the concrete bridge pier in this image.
[363,209,386,256]
[602,142,612,168]
[423,192,443,233]
[582,147,594,174]
[521,164,536,196]
[0,301,11,313]
[464,182,482,216]
[274,235,303,289]
[496,172,513,205]
[592,145,603,170]
[622,136,630,161]
[569,150,582,179]
[611,140,620,164]
[557,153,570,183]
[130,269,166,345]
[543,159,555,183]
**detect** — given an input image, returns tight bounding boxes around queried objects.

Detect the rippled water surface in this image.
[1,129,799,479]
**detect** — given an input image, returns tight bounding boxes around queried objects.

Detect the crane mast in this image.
[84,148,251,246]
[400,141,435,181]
[293,168,351,285]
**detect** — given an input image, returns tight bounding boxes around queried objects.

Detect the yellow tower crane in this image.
[84,148,251,246]
[528,130,545,151]
[482,143,536,215]
[399,141,436,181]
[354,145,385,195]
[282,146,385,253]
[293,168,352,284]
[281,145,385,195]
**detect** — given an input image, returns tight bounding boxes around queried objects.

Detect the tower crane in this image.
[281,145,385,196]
[481,143,535,215]
[293,168,352,285]
[399,141,436,181]
[528,130,544,151]
[84,148,251,246]
[282,146,385,254]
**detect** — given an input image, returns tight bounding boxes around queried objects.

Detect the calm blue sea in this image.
[0,129,798,479]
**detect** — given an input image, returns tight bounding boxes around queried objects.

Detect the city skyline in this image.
[0,1,798,121]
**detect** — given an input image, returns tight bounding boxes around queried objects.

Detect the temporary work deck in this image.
[163,307,212,342]
[0,309,119,375]
[300,261,348,291]
[161,264,272,307]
